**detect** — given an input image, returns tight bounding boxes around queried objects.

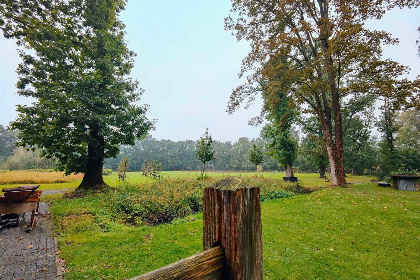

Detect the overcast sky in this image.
[0,2,419,142]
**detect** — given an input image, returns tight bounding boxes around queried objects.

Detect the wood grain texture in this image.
[131,246,226,280]
[203,177,263,280]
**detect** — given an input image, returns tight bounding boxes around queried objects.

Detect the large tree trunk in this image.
[285,162,294,177]
[78,125,107,190]
[318,0,347,186]
[317,112,347,186]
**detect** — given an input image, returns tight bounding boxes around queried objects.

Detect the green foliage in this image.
[343,111,377,175]
[260,190,295,202]
[112,181,203,225]
[0,0,153,184]
[196,128,216,178]
[0,124,17,159]
[104,135,279,172]
[117,157,129,182]
[225,0,419,186]
[49,180,419,280]
[102,169,113,175]
[395,109,420,171]
[1,146,57,170]
[298,117,329,174]
[261,92,298,177]
[249,143,264,171]
[390,169,419,176]
[377,106,401,179]
[141,160,162,178]
[53,176,302,227]
[263,125,298,168]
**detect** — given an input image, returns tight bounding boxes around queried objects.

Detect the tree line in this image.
[2,105,417,179]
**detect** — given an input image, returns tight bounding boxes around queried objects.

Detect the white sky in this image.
[0,2,418,142]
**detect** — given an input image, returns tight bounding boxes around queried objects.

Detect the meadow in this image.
[51,182,419,279]
[2,170,418,279]
[0,170,374,192]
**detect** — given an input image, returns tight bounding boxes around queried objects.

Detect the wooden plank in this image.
[0,201,37,214]
[131,246,225,280]
[203,177,264,280]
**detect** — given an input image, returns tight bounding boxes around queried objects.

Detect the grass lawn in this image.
[51,183,419,279]
[0,171,375,193]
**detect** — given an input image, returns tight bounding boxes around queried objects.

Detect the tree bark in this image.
[285,162,294,177]
[317,0,347,186]
[201,163,205,180]
[77,125,107,190]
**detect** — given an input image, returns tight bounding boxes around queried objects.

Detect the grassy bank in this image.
[50,182,419,279]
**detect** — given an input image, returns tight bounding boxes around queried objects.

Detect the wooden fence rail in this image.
[130,177,263,280]
[131,246,225,280]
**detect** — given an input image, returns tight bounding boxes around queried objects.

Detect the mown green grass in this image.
[51,183,419,280]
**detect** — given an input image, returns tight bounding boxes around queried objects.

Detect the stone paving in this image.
[0,203,62,280]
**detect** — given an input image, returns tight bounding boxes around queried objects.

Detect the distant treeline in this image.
[104,135,281,172]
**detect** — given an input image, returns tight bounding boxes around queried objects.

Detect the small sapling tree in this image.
[117,157,129,182]
[249,143,264,175]
[196,128,216,179]
[141,160,162,180]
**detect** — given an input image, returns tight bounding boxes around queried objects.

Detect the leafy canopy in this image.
[0,0,153,174]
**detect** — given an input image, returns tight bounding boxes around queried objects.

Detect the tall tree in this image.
[231,137,253,170]
[225,0,419,186]
[1,0,153,190]
[196,128,216,179]
[299,116,329,178]
[343,114,377,175]
[395,109,420,171]
[262,94,298,178]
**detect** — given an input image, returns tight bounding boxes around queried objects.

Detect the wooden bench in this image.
[0,185,43,230]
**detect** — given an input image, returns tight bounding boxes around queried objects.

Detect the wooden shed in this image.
[390,175,420,191]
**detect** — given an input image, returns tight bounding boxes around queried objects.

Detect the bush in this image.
[112,179,203,225]
[108,177,309,226]
[102,168,113,175]
[59,177,314,227]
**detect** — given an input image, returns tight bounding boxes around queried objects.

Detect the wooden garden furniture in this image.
[0,185,43,230]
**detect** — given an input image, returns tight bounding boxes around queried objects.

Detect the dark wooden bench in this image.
[0,185,43,230]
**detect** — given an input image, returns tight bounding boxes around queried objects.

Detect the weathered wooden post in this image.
[131,177,263,280]
[203,177,263,280]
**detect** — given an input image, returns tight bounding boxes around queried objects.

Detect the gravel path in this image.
[0,203,63,280]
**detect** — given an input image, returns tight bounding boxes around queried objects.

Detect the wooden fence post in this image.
[203,177,263,280]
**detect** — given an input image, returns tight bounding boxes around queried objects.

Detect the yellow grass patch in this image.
[0,170,83,184]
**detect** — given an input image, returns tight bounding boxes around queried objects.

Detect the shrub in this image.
[112,180,203,225]
[60,177,315,227]
[102,169,113,175]
[108,177,308,226]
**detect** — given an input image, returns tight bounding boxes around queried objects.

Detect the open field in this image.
[0,170,83,185]
[50,183,420,279]
[0,170,375,193]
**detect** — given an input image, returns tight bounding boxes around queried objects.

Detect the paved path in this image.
[0,203,61,280]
